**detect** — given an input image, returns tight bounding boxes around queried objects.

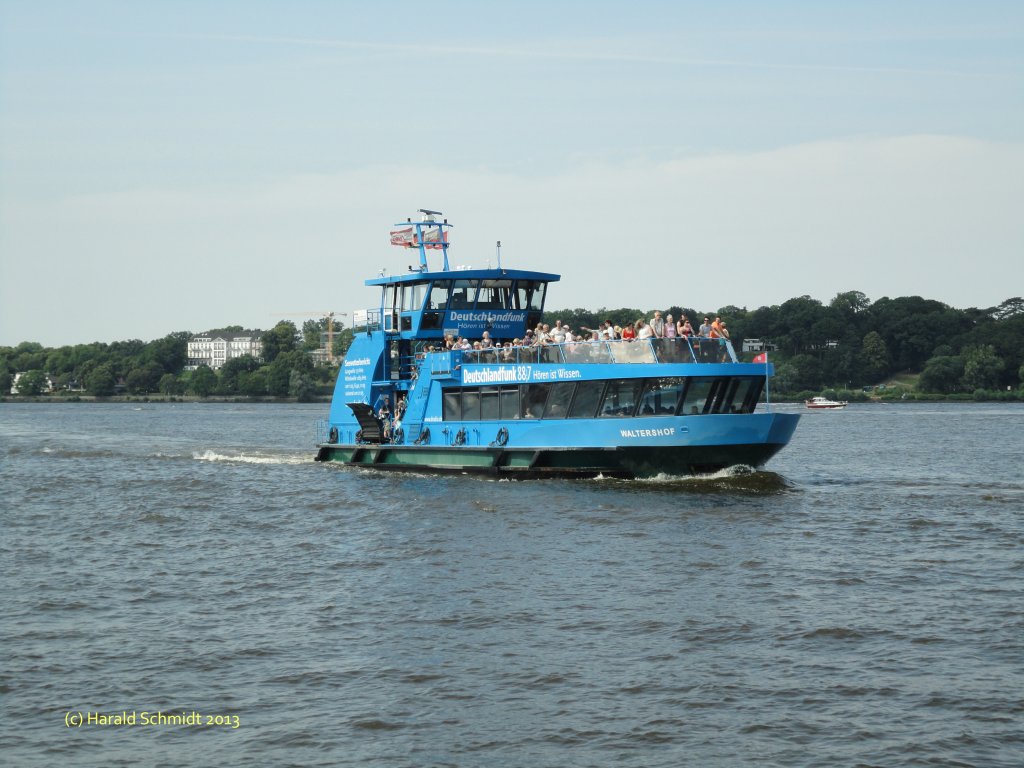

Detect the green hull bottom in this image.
[314,442,788,479]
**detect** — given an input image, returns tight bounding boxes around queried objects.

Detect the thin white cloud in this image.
[2,135,1021,346]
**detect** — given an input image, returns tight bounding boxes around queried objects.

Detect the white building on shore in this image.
[186,330,263,370]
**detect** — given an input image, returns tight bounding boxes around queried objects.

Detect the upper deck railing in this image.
[451,337,738,367]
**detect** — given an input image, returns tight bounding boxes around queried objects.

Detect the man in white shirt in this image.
[650,311,665,338]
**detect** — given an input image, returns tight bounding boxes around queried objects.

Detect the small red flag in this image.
[752,352,768,363]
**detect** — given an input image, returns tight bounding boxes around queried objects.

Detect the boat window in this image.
[740,378,765,413]
[480,387,500,420]
[567,380,605,418]
[520,384,550,419]
[637,377,686,416]
[706,379,733,414]
[680,378,716,415]
[499,386,520,420]
[513,280,547,311]
[462,388,481,421]
[382,285,400,314]
[443,388,461,420]
[722,378,753,414]
[477,279,512,309]
[598,379,644,418]
[401,283,427,312]
[543,382,575,419]
[427,281,451,311]
[448,279,479,310]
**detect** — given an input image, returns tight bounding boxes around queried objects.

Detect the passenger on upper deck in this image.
[699,317,712,337]
[650,311,665,338]
[621,323,636,340]
[637,320,654,340]
[679,317,694,337]
[480,331,494,348]
[551,320,566,344]
[664,314,677,338]
[710,316,725,339]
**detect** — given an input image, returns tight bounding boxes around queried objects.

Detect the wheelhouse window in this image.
[477,279,512,309]
[401,282,427,312]
[427,281,451,311]
[512,280,547,310]
[448,279,479,310]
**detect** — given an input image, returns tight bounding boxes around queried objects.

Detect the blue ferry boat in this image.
[315,211,799,478]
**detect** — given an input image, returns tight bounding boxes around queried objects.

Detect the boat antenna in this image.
[496,240,502,270]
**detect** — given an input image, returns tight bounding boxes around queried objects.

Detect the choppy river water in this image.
[1,402,1022,767]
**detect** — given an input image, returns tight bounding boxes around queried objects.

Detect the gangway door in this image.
[347,403,384,443]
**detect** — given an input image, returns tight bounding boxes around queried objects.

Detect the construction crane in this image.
[271,311,347,363]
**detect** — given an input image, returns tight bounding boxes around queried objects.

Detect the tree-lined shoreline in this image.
[2,294,1022,402]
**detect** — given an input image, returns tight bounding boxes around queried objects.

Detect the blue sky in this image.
[2,1,1022,346]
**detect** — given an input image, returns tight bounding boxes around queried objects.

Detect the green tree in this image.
[993,297,1024,320]
[288,369,317,401]
[918,356,964,394]
[217,355,260,394]
[189,365,217,397]
[158,373,183,395]
[261,321,298,364]
[302,318,329,351]
[786,354,823,391]
[85,363,117,396]
[265,349,312,397]
[961,345,1004,391]
[16,369,48,396]
[859,331,890,383]
[239,369,268,396]
[125,362,164,394]
[144,332,190,374]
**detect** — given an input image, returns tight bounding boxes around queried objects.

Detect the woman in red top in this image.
[620,323,636,340]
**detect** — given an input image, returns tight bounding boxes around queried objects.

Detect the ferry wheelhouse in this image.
[315,211,800,478]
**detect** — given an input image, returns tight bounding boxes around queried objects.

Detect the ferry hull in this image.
[315,413,799,479]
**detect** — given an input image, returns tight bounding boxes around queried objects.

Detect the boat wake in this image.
[192,450,309,466]
[597,465,793,494]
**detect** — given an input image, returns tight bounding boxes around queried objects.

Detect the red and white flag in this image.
[752,352,768,363]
